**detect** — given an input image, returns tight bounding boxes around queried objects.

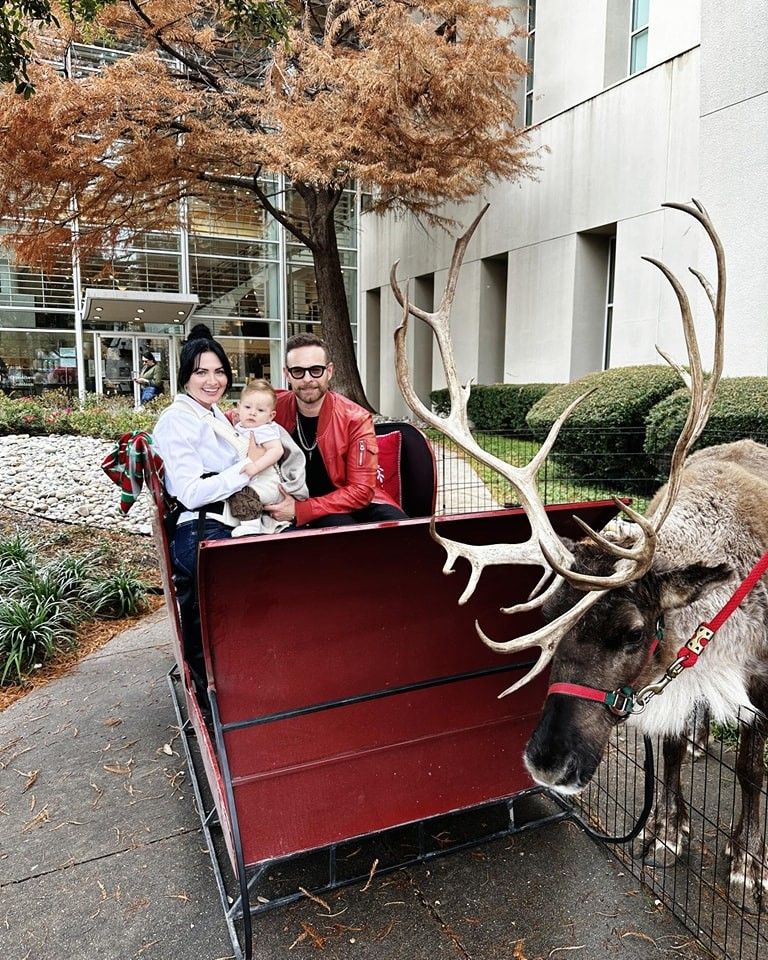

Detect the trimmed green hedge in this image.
[430,383,556,435]
[645,377,768,458]
[525,365,684,480]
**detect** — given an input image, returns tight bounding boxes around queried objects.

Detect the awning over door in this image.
[82,289,199,328]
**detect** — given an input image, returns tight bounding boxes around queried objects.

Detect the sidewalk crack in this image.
[407,871,473,960]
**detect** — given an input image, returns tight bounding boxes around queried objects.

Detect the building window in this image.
[603,237,616,369]
[629,0,649,75]
[525,0,536,126]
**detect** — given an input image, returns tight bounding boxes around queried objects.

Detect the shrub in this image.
[525,365,683,480]
[85,568,149,619]
[0,596,75,684]
[0,393,165,439]
[0,535,149,684]
[430,383,556,435]
[645,377,768,462]
[0,533,36,574]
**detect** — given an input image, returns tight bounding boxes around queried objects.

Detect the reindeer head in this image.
[391,199,726,795]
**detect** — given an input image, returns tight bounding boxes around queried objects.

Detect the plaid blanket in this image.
[101,431,164,515]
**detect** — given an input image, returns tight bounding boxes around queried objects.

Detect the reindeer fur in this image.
[526,440,768,908]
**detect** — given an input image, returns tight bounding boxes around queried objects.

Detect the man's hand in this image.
[263,485,296,522]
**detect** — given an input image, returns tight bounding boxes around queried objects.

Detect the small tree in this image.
[0,1,533,408]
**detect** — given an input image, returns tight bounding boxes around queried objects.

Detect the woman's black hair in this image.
[188,323,214,342]
[141,349,155,362]
[178,324,233,390]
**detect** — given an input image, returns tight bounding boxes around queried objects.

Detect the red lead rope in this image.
[679,549,768,667]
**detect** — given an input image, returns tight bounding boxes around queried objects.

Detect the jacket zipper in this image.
[358,440,365,467]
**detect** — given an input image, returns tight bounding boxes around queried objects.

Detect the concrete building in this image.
[360,0,768,416]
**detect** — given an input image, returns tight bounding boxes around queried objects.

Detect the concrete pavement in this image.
[0,610,709,960]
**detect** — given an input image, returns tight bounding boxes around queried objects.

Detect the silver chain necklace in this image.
[295,414,318,460]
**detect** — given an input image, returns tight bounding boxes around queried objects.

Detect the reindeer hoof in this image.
[642,838,684,869]
[641,812,689,868]
[728,846,768,913]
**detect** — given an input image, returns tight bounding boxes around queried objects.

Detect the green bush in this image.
[430,383,556,435]
[645,377,768,460]
[525,365,683,480]
[0,392,166,439]
[0,535,149,685]
[85,568,149,619]
[0,597,75,685]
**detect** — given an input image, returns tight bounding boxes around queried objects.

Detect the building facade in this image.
[361,0,768,416]
[0,47,362,405]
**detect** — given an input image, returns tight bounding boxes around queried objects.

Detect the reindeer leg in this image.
[642,734,689,867]
[727,695,768,913]
[686,705,710,761]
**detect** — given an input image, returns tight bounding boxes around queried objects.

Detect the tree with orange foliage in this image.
[0,1,532,408]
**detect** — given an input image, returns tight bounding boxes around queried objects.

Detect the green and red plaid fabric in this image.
[102,431,164,515]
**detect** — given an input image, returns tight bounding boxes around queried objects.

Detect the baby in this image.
[236,379,284,486]
[228,379,308,535]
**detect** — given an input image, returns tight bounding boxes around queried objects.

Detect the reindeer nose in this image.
[524,698,604,795]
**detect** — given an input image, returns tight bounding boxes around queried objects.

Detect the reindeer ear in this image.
[657,563,733,610]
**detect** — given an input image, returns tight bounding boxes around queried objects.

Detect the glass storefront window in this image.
[0,309,75,330]
[286,262,357,330]
[190,248,279,320]
[0,242,75,312]
[285,186,358,250]
[0,330,78,394]
[218,336,283,392]
[80,243,181,295]
[188,182,279,243]
[286,242,357,268]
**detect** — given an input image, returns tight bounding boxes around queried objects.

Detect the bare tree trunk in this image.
[297,183,374,412]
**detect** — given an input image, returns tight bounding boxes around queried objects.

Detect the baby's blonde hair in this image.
[240,378,276,405]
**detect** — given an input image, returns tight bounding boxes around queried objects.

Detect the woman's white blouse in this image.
[152,395,250,512]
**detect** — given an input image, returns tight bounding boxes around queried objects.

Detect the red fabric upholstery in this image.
[375,430,402,507]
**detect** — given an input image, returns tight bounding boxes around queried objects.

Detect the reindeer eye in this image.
[625,628,645,647]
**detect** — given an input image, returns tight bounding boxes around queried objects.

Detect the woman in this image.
[153,325,261,693]
[134,350,162,405]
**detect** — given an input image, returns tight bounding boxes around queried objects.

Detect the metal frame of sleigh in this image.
[145,420,655,960]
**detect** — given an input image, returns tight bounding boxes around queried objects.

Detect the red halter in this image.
[546,550,768,719]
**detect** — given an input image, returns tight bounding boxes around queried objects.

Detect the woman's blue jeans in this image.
[140,385,159,404]
[171,518,232,693]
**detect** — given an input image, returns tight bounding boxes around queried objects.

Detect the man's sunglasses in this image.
[286,365,328,379]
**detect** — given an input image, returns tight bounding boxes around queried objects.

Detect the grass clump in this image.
[0,535,149,685]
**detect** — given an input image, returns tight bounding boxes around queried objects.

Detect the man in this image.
[263,333,407,527]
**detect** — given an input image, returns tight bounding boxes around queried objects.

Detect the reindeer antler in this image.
[391,199,726,696]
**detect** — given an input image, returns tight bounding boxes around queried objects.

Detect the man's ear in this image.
[326,361,334,381]
[658,563,733,610]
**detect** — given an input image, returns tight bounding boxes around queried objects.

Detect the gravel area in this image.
[0,434,159,584]
[0,434,153,535]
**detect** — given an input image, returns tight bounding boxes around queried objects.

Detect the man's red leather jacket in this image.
[275,389,399,526]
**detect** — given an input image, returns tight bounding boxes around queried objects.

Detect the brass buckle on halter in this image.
[685,623,714,656]
[605,686,636,718]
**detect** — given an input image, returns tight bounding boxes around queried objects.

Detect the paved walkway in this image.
[0,611,709,960]
[435,448,500,514]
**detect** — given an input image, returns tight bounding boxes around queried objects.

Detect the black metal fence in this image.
[580,712,768,960]
[431,428,768,517]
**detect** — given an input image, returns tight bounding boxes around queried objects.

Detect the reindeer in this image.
[391,200,768,911]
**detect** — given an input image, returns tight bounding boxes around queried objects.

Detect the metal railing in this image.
[431,428,768,517]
